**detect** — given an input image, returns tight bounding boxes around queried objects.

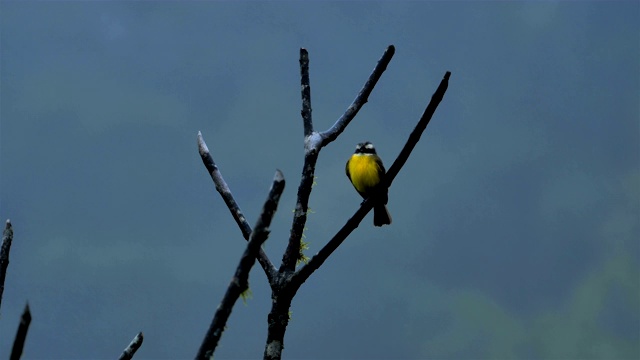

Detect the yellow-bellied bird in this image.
[346,141,392,226]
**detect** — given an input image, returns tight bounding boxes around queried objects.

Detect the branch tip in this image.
[118,331,144,360]
[10,302,32,360]
[197,132,210,156]
[274,169,284,182]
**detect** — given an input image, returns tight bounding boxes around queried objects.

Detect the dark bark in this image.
[0,219,14,310]
[10,303,31,360]
[264,285,296,360]
[300,48,313,137]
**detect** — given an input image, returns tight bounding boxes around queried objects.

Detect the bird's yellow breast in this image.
[347,154,382,195]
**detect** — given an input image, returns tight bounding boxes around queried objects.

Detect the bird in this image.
[345,141,392,227]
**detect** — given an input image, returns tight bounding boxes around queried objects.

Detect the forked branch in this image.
[197,170,286,359]
[291,71,451,290]
[195,46,451,360]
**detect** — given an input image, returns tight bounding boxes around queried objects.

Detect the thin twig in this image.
[118,332,144,360]
[300,48,313,137]
[10,303,31,360]
[198,132,254,238]
[1,219,14,310]
[198,132,277,282]
[197,170,286,360]
[280,45,396,273]
[320,45,396,146]
[291,71,451,288]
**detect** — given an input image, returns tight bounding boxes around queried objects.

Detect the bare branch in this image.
[1,219,14,310]
[291,71,452,288]
[280,45,395,273]
[118,332,144,360]
[10,303,31,360]
[197,132,277,282]
[197,170,286,360]
[300,48,313,136]
[319,44,396,146]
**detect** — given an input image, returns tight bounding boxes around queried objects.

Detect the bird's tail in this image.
[373,204,392,227]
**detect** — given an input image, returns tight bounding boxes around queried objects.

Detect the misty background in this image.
[1,2,638,359]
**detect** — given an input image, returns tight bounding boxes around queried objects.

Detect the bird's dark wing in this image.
[375,156,388,204]
[375,156,386,175]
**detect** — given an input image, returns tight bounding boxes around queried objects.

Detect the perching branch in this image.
[118,332,144,360]
[198,132,277,283]
[197,170,286,360]
[292,71,451,287]
[280,45,396,273]
[10,303,31,360]
[1,219,14,310]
